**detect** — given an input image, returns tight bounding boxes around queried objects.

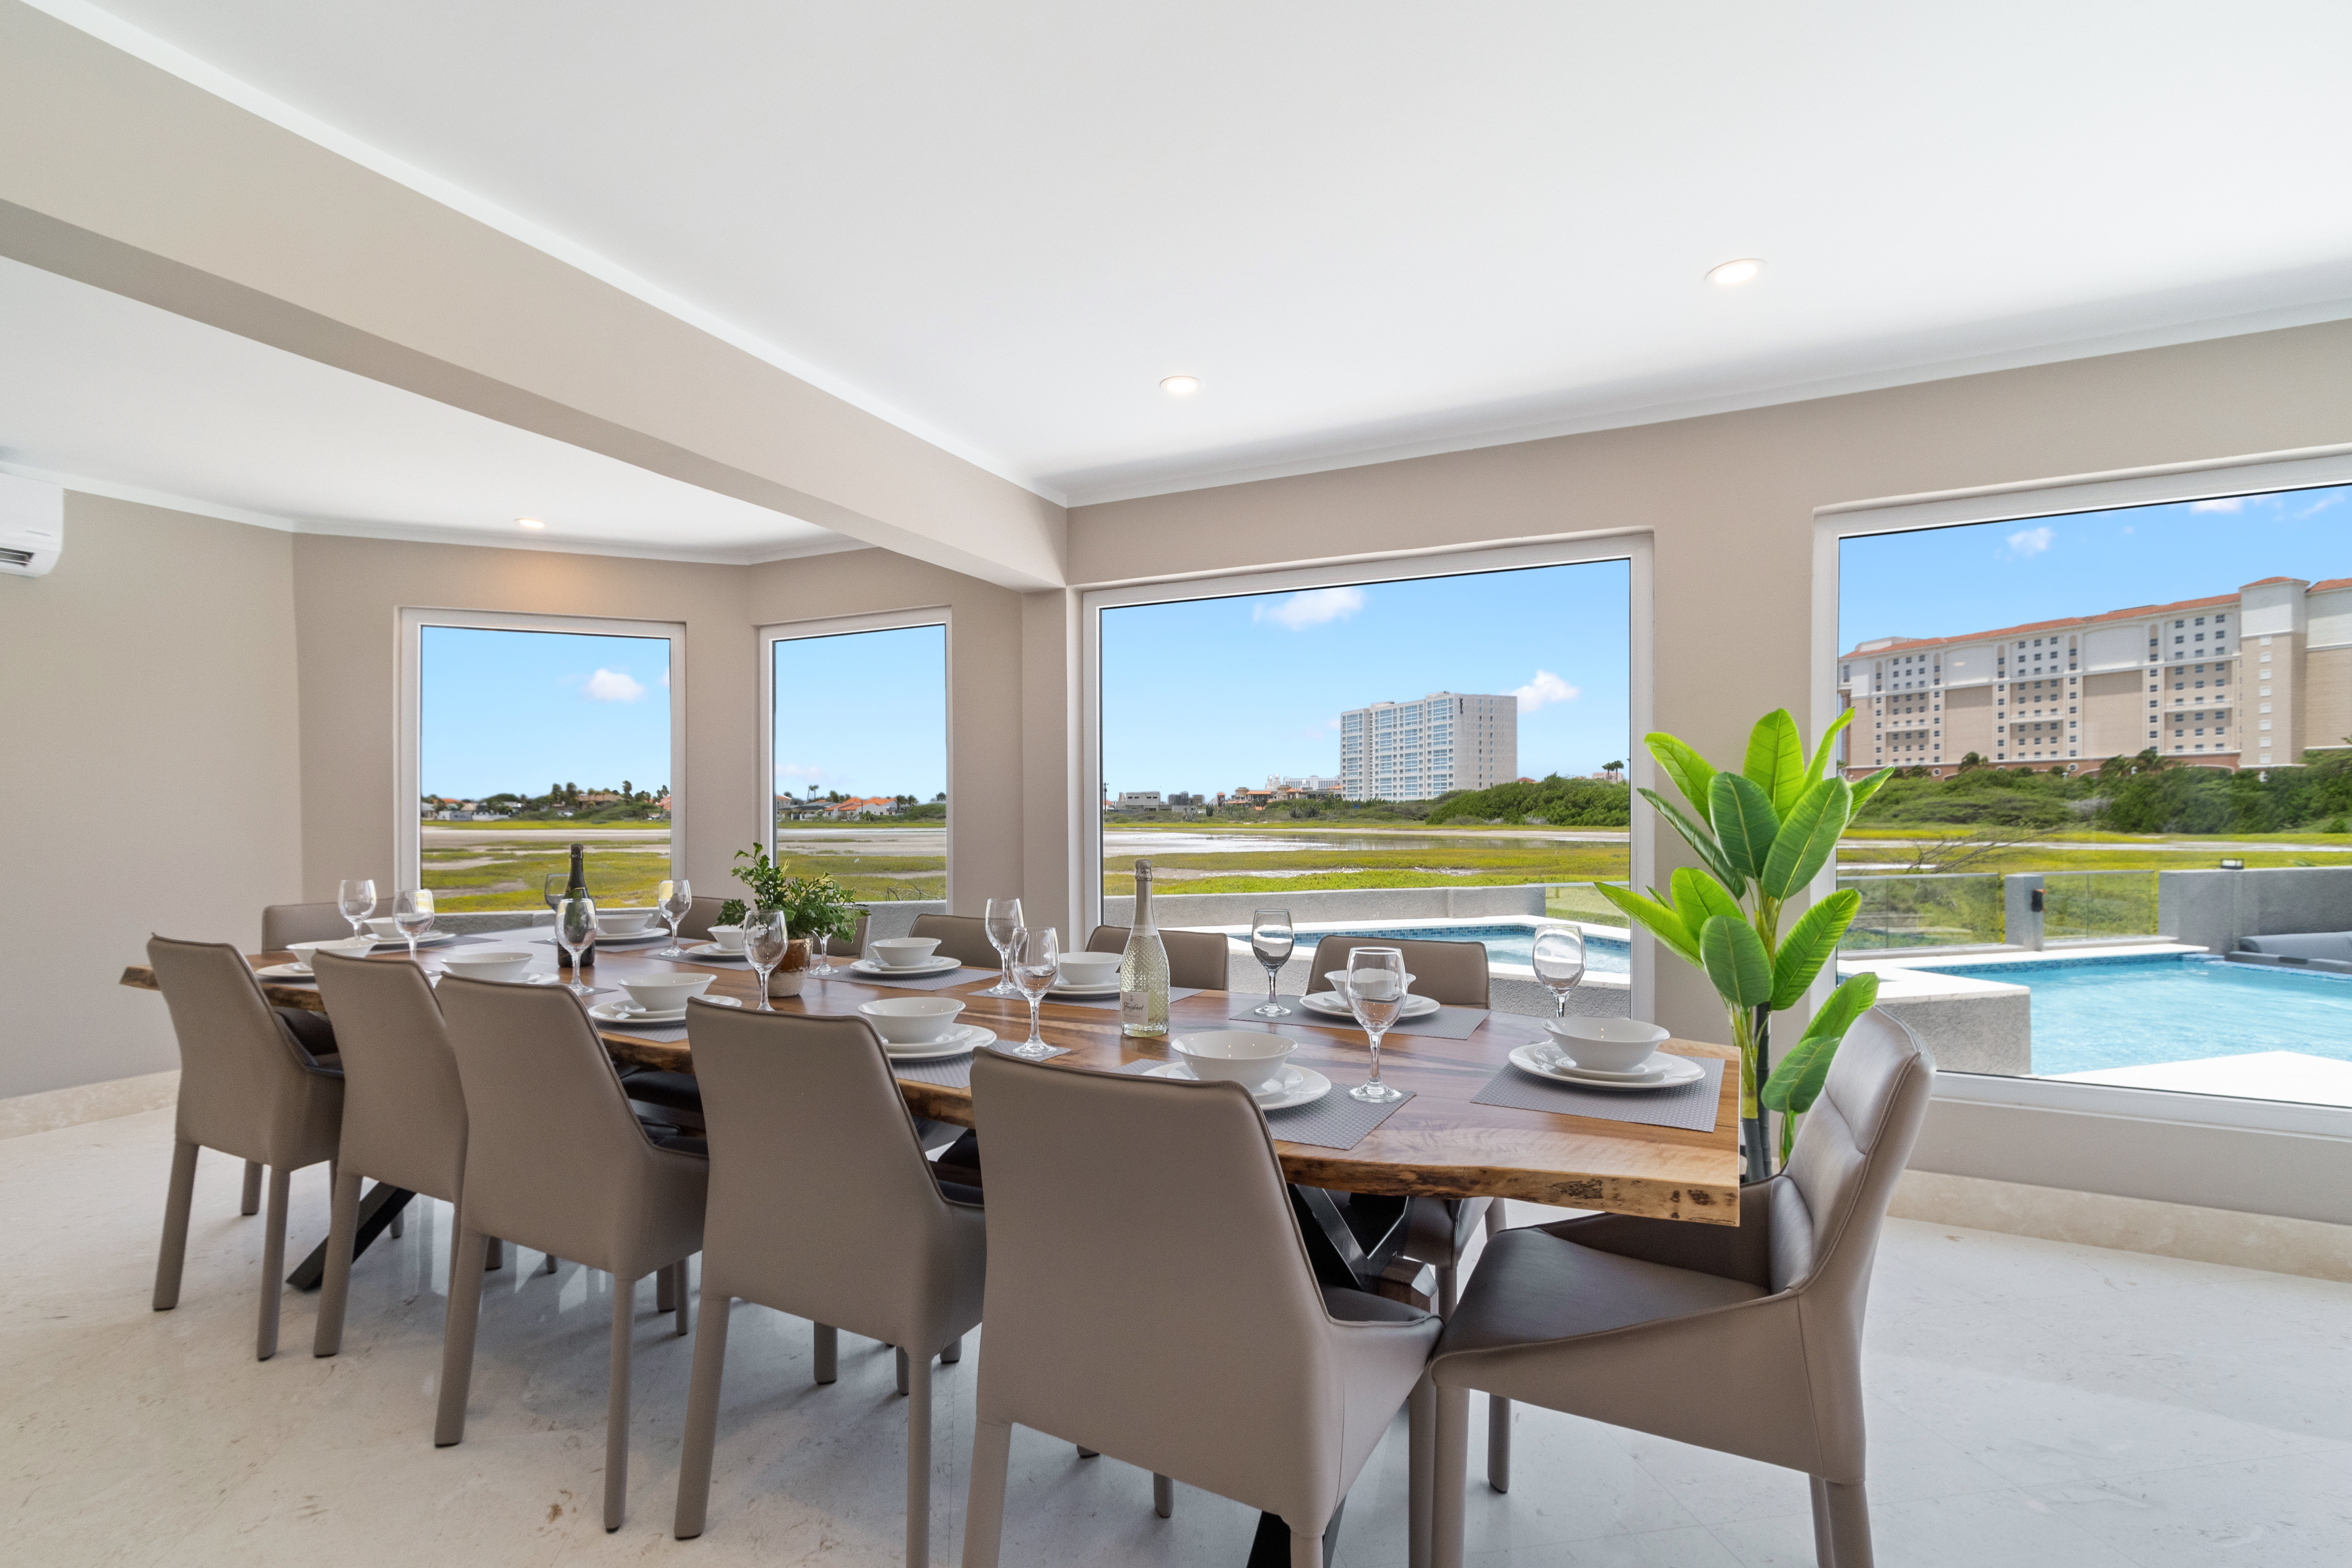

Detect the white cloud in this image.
[583,668,647,702]
[2190,496,2244,513]
[1255,585,1365,630]
[776,762,830,785]
[1326,717,1342,730]
[1510,669,1579,712]
[2005,526,2055,557]
[2296,493,2346,519]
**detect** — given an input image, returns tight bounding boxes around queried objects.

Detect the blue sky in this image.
[1840,483,2352,649]
[1101,559,1634,797]
[772,624,947,800]
[420,626,672,798]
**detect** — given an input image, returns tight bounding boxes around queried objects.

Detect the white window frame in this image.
[396,606,688,895]
[1081,535,1654,1017]
[1813,440,2352,1137]
[759,605,954,905]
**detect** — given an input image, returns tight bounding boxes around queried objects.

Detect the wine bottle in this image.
[564,841,595,969]
[1120,858,1170,1036]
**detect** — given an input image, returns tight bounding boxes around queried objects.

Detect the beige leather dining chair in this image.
[147,936,345,1361]
[961,1052,1441,1568]
[1427,1010,1936,1568]
[1084,925,1232,991]
[1313,936,1489,1008]
[906,912,1000,968]
[673,1006,985,1564]
[434,977,708,1533]
[262,901,357,950]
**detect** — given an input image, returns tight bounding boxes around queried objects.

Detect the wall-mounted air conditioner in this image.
[0,472,64,577]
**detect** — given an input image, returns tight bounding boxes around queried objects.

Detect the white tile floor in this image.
[7,1108,2351,1567]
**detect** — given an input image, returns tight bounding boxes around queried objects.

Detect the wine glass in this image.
[1344,947,1408,1104]
[555,896,597,995]
[1531,925,1586,1018]
[393,888,435,963]
[337,879,377,941]
[980,897,1025,997]
[1004,926,1061,1058]
[1250,907,1295,1018]
[807,911,839,978]
[543,872,569,930]
[744,911,790,1012]
[655,878,692,957]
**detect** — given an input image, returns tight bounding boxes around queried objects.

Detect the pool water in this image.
[1288,923,1631,975]
[1911,954,2352,1075]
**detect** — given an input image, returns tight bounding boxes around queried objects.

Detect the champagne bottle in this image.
[1120,858,1170,1036]
[564,841,594,969]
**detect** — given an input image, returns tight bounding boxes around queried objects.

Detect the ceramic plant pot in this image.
[767,938,812,998]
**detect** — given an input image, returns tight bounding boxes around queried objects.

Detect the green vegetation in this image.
[1857,748,2352,835]
[1426,774,1632,827]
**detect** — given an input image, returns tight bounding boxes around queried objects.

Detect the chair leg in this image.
[1076,1446,1099,1458]
[1484,1200,1504,1237]
[896,1345,910,1396]
[606,1274,638,1532]
[674,1293,731,1539]
[658,1264,676,1313]
[1154,1473,1174,1518]
[1487,1396,1512,1492]
[906,1350,932,1568]
[542,1249,558,1274]
[1810,1476,1836,1568]
[241,1159,263,1216]
[1290,1529,1324,1568]
[256,1165,292,1361]
[962,1417,1013,1568]
[434,1225,493,1446]
[1436,1263,1458,1319]
[1821,1479,1872,1567]
[1409,1377,1434,1568]
[814,1323,838,1384]
[485,1237,503,1271]
[1432,1385,1470,1568]
[942,1334,962,1364]
[314,1165,363,1356]
[389,1203,404,1240]
[674,1260,692,1337]
[153,1138,201,1311]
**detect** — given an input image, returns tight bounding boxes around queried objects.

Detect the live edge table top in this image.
[122,945,1740,1225]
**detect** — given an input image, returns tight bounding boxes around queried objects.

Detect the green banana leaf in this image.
[1761,971,1880,1115]
[1709,772,1781,882]
[1744,709,1810,818]
[1759,775,1852,900]
[1670,865,1745,935]
[1803,708,1856,789]
[1770,888,1861,1010]
[1699,914,1775,1008]
[1639,786,1746,897]
[1594,883,1701,966]
[1644,731,1719,820]
[1847,765,1897,819]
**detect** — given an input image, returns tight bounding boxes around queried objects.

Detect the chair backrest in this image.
[908,912,1001,967]
[967,1052,1355,1506]
[145,935,343,1170]
[310,952,468,1203]
[262,901,353,949]
[1312,936,1489,1008]
[1085,925,1232,991]
[435,975,699,1275]
[686,1005,976,1338]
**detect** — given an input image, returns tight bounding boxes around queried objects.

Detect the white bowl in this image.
[1055,952,1121,986]
[706,924,746,952]
[596,909,656,935]
[440,949,535,985]
[363,918,402,939]
[286,937,375,972]
[618,972,716,1013]
[858,997,966,1044]
[1544,1016,1670,1073]
[1172,1031,1296,1094]
[868,937,942,969]
[1323,969,1415,995]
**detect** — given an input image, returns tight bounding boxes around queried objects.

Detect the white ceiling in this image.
[27,0,2352,522]
[0,255,850,560]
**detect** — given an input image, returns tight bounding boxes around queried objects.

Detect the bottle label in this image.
[1122,990,1148,1027]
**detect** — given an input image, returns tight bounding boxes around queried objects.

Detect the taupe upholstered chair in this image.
[1428,1010,1936,1568]
[680,895,728,942]
[961,1053,1441,1568]
[434,977,709,1532]
[907,912,1000,968]
[673,1007,985,1564]
[262,900,359,950]
[1314,936,1489,1008]
[1084,925,1232,991]
[147,936,344,1361]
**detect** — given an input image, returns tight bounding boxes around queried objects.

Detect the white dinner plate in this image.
[1142,1060,1332,1111]
[590,996,743,1025]
[1047,980,1123,998]
[1299,990,1441,1020]
[254,962,317,980]
[681,942,749,960]
[590,927,672,943]
[851,956,964,978]
[884,1024,993,1060]
[1507,1044,1705,1091]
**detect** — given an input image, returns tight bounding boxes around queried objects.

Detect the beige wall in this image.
[0,495,302,1099]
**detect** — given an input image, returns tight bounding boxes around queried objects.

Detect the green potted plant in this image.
[1596,710,1893,1182]
[731,845,860,996]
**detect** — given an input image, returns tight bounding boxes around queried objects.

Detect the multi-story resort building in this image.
[1339,692,1517,801]
[1839,576,2352,775]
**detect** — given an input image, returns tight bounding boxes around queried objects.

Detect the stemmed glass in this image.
[1344,947,1408,1104]
[1004,926,1061,1058]
[807,914,839,978]
[1531,925,1586,1018]
[543,873,569,927]
[655,879,693,957]
[1250,907,1295,1017]
[338,879,377,941]
[980,898,1025,997]
[744,912,791,1012]
[554,896,597,995]
[393,888,435,963]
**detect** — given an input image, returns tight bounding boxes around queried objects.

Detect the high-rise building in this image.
[1338,692,1517,801]
[1840,576,2352,774]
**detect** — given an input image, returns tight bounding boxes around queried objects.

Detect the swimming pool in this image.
[1909,952,2352,1075]
[1287,923,1631,975]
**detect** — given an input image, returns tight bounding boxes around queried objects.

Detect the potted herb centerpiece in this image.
[729,845,860,998]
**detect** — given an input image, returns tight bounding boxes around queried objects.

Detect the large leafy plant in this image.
[731,845,860,943]
[1597,710,1893,1182]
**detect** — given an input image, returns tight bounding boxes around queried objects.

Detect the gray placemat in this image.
[1051,985,1205,1010]
[1470,1055,1724,1133]
[1228,994,1489,1041]
[1111,1058,1413,1151]
[847,965,998,992]
[986,1039,1071,1061]
[891,1053,976,1088]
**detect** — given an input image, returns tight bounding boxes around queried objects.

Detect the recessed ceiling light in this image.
[1160,375,1200,396]
[516,517,545,529]
[1707,258,1764,287]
